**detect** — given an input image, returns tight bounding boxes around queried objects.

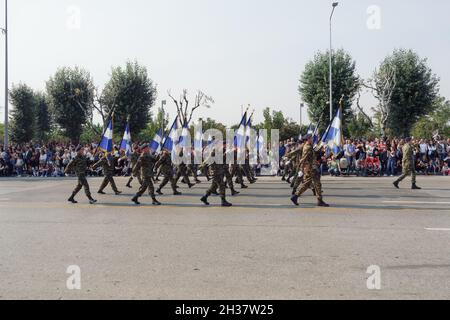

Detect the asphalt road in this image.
[0,175,449,300]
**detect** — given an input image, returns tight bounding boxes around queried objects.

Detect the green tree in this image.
[9,84,36,143]
[102,61,157,139]
[375,49,439,137]
[411,97,450,139]
[46,67,95,143]
[346,112,374,139]
[299,49,360,132]
[34,92,52,142]
[80,124,103,145]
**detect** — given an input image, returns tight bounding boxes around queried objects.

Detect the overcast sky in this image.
[0,0,449,126]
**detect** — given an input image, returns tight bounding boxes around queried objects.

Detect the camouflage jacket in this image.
[65,155,89,176]
[402,143,413,167]
[92,157,115,175]
[134,153,157,179]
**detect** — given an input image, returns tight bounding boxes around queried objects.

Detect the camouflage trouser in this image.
[201,165,210,180]
[231,165,245,186]
[136,176,155,197]
[127,173,143,186]
[396,164,416,184]
[158,168,177,192]
[295,168,323,200]
[187,164,198,180]
[175,164,191,185]
[73,174,92,199]
[99,175,119,193]
[242,164,254,182]
[207,173,226,197]
[214,166,236,193]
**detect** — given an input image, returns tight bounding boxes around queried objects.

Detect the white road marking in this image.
[384,201,450,205]
[425,228,450,231]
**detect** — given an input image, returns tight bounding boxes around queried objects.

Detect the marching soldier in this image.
[131,144,161,206]
[126,144,142,188]
[93,152,122,195]
[174,149,195,189]
[65,145,97,204]
[200,146,232,207]
[290,135,329,207]
[393,137,421,190]
[155,149,181,195]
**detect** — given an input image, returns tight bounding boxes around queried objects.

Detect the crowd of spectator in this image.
[280,137,450,177]
[0,142,131,177]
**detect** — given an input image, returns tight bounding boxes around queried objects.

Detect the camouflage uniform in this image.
[134,153,157,197]
[294,143,323,200]
[395,142,417,185]
[155,152,178,194]
[93,156,120,194]
[200,151,232,206]
[126,151,143,187]
[65,154,95,202]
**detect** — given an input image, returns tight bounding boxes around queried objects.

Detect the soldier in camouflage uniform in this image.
[290,135,329,207]
[200,146,232,207]
[211,146,240,196]
[126,144,142,188]
[285,142,304,194]
[65,146,97,204]
[393,137,421,190]
[155,149,181,195]
[230,149,248,189]
[131,144,161,205]
[174,149,195,189]
[93,153,122,195]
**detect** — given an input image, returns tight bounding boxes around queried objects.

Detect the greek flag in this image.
[161,117,179,152]
[150,129,163,153]
[99,120,113,153]
[234,112,247,148]
[119,123,132,157]
[321,109,343,154]
[178,123,190,148]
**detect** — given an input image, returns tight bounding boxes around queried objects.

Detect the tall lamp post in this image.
[1,0,8,147]
[329,2,339,121]
[299,103,304,127]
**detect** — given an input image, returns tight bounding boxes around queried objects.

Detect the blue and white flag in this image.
[194,129,203,151]
[321,109,343,154]
[150,129,163,154]
[178,123,190,148]
[99,120,113,153]
[161,117,179,152]
[234,112,247,148]
[119,123,132,157]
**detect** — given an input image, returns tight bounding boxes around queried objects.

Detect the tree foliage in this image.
[46,67,95,143]
[34,92,52,142]
[411,96,450,139]
[299,49,360,132]
[378,49,439,137]
[9,84,36,143]
[102,61,157,139]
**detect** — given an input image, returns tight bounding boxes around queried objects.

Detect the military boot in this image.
[156,189,163,195]
[131,196,140,205]
[231,189,240,196]
[393,181,400,189]
[412,183,422,190]
[88,197,97,205]
[115,190,122,195]
[98,190,106,195]
[68,194,78,204]
[290,195,299,206]
[152,196,161,206]
[221,197,232,207]
[317,199,330,207]
[201,195,210,206]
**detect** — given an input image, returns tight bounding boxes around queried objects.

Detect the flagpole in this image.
[2,0,8,147]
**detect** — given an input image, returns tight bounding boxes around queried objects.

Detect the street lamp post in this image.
[329,2,339,121]
[1,0,8,147]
